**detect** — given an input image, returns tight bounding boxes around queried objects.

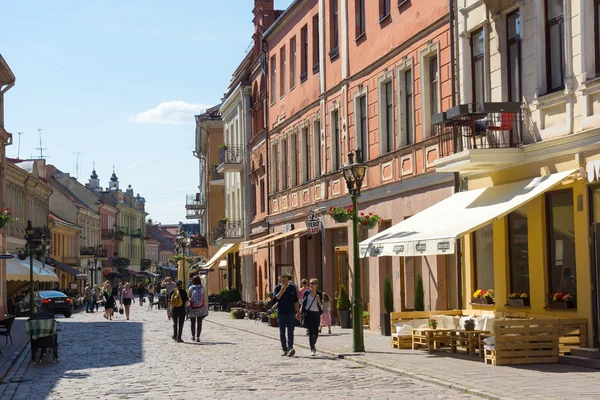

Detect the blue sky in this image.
[1,0,293,224]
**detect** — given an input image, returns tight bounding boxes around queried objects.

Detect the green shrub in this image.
[383,277,394,314]
[219,288,241,303]
[414,274,425,311]
[337,285,351,311]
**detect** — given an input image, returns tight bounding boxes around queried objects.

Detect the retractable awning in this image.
[360,170,576,257]
[52,260,87,279]
[18,258,59,282]
[202,243,239,271]
[7,258,31,281]
[239,232,281,256]
[243,227,308,254]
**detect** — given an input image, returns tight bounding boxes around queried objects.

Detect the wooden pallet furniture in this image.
[412,328,452,353]
[484,319,559,366]
[390,310,463,349]
[449,329,489,356]
[555,318,587,355]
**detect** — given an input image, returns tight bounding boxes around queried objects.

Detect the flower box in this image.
[474,297,494,305]
[508,298,530,307]
[269,317,279,327]
[361,219,379,229]
[549,301,576,309]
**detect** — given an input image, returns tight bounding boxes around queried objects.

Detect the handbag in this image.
[301,294,318,328]
[119,306,124,315]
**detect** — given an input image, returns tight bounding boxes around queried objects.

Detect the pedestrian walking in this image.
[162,277,177,319]
[84,283,93,313]
[170,280,188,342]
[138,282,146,306]
[148,283,155,310]
[121,283,135,320]
[297,278,322,356]
[93,284,101,312]
[187,276,208,342]
[117,283,124,303]
[319,292,332,334]
[298,279,310,335]
[103,282,116,320]
[271,273,299,357]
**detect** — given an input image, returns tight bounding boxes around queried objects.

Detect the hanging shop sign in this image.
[305,208,322,235]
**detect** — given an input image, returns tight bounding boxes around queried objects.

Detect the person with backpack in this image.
[170,280,188,342]
[187,275,208,342]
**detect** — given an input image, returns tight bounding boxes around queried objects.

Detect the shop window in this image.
[546,190,576,297]
[474,223,494,293]
[508,208,530,295]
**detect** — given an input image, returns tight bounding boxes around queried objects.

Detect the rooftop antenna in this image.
[35,128,47,159]
[72,152,83,179]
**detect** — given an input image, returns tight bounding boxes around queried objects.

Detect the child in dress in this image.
[319,292,332,334]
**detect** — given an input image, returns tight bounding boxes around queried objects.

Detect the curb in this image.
[0,338,30,383]
[206,318,508,400]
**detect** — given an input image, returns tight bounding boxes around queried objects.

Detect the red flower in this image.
[369,212,373,215]
[360,212,364,216]
[329,206,333,211]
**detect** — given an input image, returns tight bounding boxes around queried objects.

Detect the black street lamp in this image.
[24,220,35,319]
[341,149,368,353]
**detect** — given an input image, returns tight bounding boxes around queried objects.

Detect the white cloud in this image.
[131,101,210,125]
[128,163,138,169]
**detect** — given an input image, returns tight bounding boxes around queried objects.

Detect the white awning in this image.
[6,258,31,281]
[360,170,576,257]
[16,258,59,282]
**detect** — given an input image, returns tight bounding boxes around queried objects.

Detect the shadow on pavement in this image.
[14,320,143,398]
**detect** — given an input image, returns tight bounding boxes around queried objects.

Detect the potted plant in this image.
[17,249,27,261]
[464,319,475,331]
[508,292,530,307]
[269,311,279,327]
[415,274,425,311]
[219,217,228,224]
[218,144,228,150]
[328,206,352,224]
[0,208,15,229]
[473,289,495,304]
[230,309,245,319]
[337,284,352,329]
[357,212,382,229]
[428,318,438,329]
[380,277,393,336]
[548,293,576,309]
[362,311,370,326]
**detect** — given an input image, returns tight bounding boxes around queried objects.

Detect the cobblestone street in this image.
[0,306,477,400]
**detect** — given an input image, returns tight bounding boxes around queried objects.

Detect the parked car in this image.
[14,291,73,318]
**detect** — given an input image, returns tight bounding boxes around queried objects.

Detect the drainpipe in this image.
[262,39,273,292]
[449,0,463,310]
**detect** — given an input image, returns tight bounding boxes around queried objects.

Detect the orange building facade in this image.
[235,0,458,331]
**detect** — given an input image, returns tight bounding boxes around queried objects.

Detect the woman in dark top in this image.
[138,282,146,307]
[171,280,188,342]
[103,282,116,321]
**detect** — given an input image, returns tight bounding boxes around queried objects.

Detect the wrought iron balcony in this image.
[216,220,244,240]
[217,145,243,173]
[433,102,526,173]
[117,226,130,236]
[209,165,225,185]
[186,193,206,210]
[95,248,108,259]
[80,246,96,257]
[131,229,142,239]
[102,229,115,240]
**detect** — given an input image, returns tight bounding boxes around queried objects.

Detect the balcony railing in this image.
[186,208,204,220]
[95,248,108,259]
[118,226,130,236]
[131,229,142,239]
[190,235,208,248]
[216,220,244,240]
[186,193,206,210]
[217,145,243,173]
[433,102,525,158]
[102,229,115,240]
[80,246,96,256]
[209,165,225,182]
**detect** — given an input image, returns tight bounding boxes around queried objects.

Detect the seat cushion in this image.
[431,315,459,329]
[395,323,413,335]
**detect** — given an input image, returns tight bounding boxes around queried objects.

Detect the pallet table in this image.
[449,329,489,356]
[412,328,452,353]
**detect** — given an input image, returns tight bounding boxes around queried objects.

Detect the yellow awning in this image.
[202,243,239,271]
[243,227,308,254]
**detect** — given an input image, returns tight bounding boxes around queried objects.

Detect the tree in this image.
[337,284,351,311]
[414,273,425,311]
[383,277,393,314]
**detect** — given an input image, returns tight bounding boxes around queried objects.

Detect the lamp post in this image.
[174,231,190,287]
[341,149,368,353]
[25,220,35,319]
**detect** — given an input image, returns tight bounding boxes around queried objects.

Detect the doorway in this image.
[335,246,350,296]
[590,187,600,347]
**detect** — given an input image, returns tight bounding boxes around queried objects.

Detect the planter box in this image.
[474,297,494,304]
[380,313,391,336]
[339,310,352,329]
[508,298,530,307]
[549,301,576,309]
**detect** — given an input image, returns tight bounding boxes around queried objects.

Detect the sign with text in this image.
[305,208,322,235]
